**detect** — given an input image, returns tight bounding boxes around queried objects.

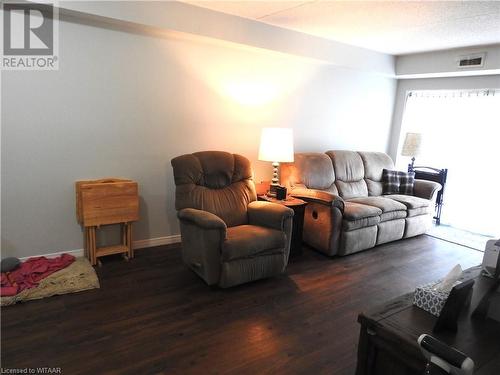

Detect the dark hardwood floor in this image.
[1,235,483,375]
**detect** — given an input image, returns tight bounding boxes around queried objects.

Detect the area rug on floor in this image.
[427,224,493,251]
[1,257,99,306]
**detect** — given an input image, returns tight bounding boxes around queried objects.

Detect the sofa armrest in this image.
[413,180,442,201]
[178,208,227,232]
[247,201,294,231]
[289,188,345,212]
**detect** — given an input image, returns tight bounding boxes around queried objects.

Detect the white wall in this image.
[1,4,397,258]
[388,75,500,161]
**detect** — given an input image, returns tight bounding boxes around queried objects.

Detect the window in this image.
[397,89,500,236]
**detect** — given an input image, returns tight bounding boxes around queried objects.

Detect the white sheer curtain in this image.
[396,89,500,236]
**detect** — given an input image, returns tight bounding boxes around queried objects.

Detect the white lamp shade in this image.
[401,132,422,157]
[258,128,294,162]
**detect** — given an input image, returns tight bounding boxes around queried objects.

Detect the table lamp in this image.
[258,127,294,195]
[401,132,422,172]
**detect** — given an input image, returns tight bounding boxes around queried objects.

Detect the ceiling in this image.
[184,1,500,55]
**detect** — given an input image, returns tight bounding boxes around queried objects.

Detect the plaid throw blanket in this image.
[382,169,415,195]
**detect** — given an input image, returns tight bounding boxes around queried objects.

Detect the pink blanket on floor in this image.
[1,254,75,297]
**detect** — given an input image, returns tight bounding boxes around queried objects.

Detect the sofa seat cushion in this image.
[384,194,430,209]
[343,202,381,231]
[348,197,407,222]
[407,206,433,217]
[384,194,432,217]
[222,225,285,261]
[379,210,407,221]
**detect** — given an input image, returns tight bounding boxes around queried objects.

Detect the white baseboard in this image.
[20,248,85,261]
[19,234,181,261]
[133,234,181,249]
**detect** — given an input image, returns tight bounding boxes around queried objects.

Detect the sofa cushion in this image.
[327,150,368,199]
[358,152,395,196]
[379,210,408,221]
[385,194,433,217]
[407,206,433,217]
[343,202,381,231]
[343,216,381,231]
[384,194,431,210]
[348,196,407,222]
[281,153,338,193]
[335,180,368,200]
[222,225,285,261]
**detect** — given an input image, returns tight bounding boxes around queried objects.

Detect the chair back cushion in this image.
[326,150,368,199]
[281,153,338,194]
[171,151,256,227]
[358,151,395,196]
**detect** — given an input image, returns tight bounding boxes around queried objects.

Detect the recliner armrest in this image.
[178,208,227,232]
[247,201,294,231]
[413,180,442,201]
[289,188,344,212]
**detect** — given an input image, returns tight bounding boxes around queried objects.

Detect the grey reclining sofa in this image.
[281,151,441,256]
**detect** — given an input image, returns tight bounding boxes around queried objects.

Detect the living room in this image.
[1,1,500,374]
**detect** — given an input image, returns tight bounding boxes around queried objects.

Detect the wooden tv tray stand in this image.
[76,178,139,266]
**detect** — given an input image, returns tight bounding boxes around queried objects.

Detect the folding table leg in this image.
[84,227,88,260]
[121,223,127,250]
[86,227,93,264]
[128,223,134,259]
[90,226,97,266]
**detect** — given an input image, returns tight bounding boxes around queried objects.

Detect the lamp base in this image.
[408,157,416,173]
[271,161,280,185]
[267,161,280,197]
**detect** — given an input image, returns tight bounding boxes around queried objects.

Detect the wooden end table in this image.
[258,195,307,256]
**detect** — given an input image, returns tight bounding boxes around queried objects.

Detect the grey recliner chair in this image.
[171,151,294,288]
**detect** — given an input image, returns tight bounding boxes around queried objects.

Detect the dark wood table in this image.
[258,195,307,256]
[356,268,500,375]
